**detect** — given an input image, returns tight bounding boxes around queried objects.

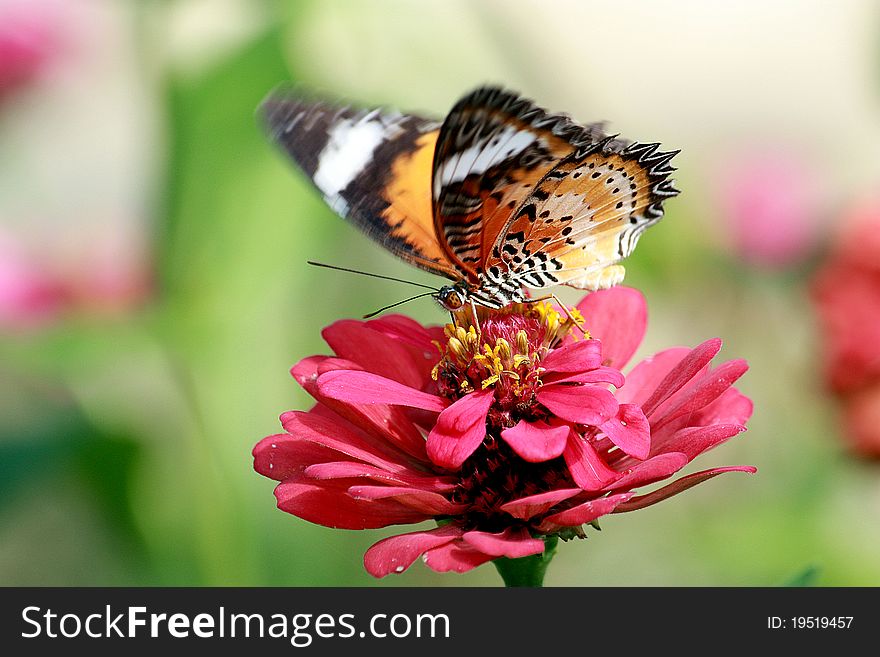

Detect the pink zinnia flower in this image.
[253,287,754,578]
[714,146,824,268]
[812,199,880,458]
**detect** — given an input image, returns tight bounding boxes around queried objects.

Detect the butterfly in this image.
[260,86,679,312]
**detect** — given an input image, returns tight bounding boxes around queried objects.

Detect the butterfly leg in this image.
[469,299,483,339]
[526,293,587,335]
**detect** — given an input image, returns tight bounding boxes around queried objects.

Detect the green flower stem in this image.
[492,536,559,587]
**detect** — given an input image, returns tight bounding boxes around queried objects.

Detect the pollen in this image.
[433,300,590,410]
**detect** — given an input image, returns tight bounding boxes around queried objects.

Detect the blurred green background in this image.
[2,0,879,586]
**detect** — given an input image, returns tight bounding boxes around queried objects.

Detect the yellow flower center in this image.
[432,301,588,401]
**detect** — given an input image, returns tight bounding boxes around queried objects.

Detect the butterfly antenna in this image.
[363,292,436,319]
[307,261,439,291]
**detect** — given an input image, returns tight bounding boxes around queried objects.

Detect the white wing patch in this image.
[313,112,404,212]
[434,127,536,196]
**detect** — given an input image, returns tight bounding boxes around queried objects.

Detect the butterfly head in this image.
[435,284,469,311]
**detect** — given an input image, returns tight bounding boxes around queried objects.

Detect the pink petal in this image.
[292,358,430,461]
[615,347,692,406]
[651,359,749,429]
[461,527,546,559]
[574,287,647,368]
[253,432,342,481]
[365,314,443,355]
[427,390,494,469]
[364,525,462,577]
[537,384,617,425]
[316,369,448,411]
[500,488,583,520]
[312,399,429,463]
[274,474,429,529]
[500,420,569,462]
[347,485,465,515]
[540,339,602,373]
[597,403,651,459]
[639,339,723,417]
[303,461,456,492]
[542,365,625,388]
[291,355,358,389]
[613,466,758,512]
[538,492,634,531]
[563,432,621,491]
[322,319,425,388]
[661,424,747,460]
[279,411,409,473]
[603,452,690,492]
[694,387,754,426]
[422,541,495,574]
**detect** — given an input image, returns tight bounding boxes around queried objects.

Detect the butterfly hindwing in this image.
[261,91,462,279]
[430,87,610,278]
[488,137,680,291]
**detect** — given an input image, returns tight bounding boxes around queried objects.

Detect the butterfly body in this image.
[261,86,679,312]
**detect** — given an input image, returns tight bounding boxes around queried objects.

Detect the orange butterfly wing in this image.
[487,141,679,290]
[262,86,680,304]
[430,87,609,279]
[261,91,463,280]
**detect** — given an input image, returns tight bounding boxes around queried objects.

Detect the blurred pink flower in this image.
[0,0,60,99]
[253,288,754,578]
[812,199,880,458]
[0,230,65,329]
[0,227,152,331]
[714,147,824,268]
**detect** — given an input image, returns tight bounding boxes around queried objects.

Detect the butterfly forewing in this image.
[261,91,461,279]
[430,87,610,278]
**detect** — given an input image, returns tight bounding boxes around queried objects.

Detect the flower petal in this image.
[574,287,647,368]
[364,525,462,577]
[279,410,410,472]
[322,319,425,388]
[347,485,465,515]
[291,355,367,394]
[639,339,723,417]
[542,365,625,388]
[598,403,651,459]
[365,314,444,356]
[293,358,430,461]
[540,339,602,373]
[603,452,690,492]
[422,541,495,574]
[427,390,494,469]
[613,466,758,512]
[303,461,456,492]
[537,384,617,425]
[274,474,429,529]
[461,527,546,559]
[651,359,749,430]
[316,369,448,411]
[693,387,754,427]
[614,347,692,406]
[253,432,341,481]
[500,488,583,520]
[537,492,634,531]
[563,431,621,491]
[500,420,569,462]
[662,424,747,460]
